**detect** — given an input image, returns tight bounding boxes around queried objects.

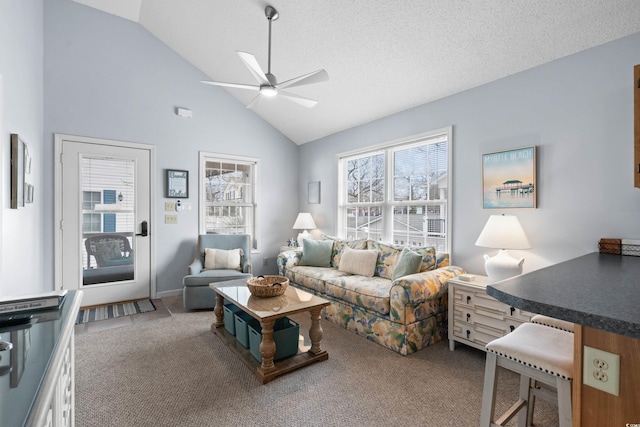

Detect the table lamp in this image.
[475,214,531,283]
[293,212,316,248]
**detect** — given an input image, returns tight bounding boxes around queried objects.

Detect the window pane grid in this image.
[201,156,257,248]
[339,131,450,253]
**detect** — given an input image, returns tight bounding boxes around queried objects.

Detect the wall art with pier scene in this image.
[482,146,536,209]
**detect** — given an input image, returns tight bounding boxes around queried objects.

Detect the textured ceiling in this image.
[72,0,640,144]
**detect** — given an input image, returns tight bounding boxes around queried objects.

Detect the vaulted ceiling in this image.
[72,0,640,144]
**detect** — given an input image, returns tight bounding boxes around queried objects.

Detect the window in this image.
[338,128,452,252]
[199,153,258,250]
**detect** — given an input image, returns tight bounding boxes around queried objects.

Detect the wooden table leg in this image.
[259,319,277,373]
[309,307,325,355]
[211,293,224,332]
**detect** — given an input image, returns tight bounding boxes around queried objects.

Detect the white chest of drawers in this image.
[447,275,532,351]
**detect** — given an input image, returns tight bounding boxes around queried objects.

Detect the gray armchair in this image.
[182,234,253,310]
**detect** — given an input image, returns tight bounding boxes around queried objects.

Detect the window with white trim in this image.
[338,128,451,253]
[199,153,258,250]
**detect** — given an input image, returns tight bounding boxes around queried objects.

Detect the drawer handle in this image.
[466,313,471,322]
[510,306,515,316]
[510,325,515,332]
[466,329,471,339]
[466,296,471,304]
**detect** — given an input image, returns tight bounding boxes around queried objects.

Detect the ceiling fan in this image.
[201,5,328,109]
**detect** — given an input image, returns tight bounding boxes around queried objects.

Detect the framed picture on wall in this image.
[166,169,189,198]
[482,146,537,209]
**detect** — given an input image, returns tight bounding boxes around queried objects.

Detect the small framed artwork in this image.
[166,169,189,198]
[482,146,536,209]
[308,181,321,204]
[10,134,25,209]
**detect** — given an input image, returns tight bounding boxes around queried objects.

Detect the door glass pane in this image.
[81,157,135,286]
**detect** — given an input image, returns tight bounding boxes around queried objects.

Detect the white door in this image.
[55,135,153,307]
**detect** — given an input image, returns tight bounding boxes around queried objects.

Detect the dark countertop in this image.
[487,253,640,340]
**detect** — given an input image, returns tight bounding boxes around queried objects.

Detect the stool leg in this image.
[518,375,531,427]
[556,377,572,427]
[480,352,499,427]
[526,380,536,427]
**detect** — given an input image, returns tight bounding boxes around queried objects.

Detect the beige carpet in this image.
[75,296,557,426]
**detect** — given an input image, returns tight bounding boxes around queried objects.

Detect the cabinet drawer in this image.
[454,288,531,322]
[453,323,503,347]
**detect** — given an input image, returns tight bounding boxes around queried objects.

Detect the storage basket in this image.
[246,275,289,298]
[248,317,300,363]
[223,302,242,335]
[234,311,258,348]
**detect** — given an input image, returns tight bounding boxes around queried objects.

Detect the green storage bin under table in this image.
[248,317,300,363]
[223,302,242,336]
[234,311,259,348]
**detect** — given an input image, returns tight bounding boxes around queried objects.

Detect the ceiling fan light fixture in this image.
[260,86,278,97]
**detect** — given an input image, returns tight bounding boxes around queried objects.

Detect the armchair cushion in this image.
[204,248,243,271]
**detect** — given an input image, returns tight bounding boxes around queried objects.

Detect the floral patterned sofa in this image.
[277,236,465,355]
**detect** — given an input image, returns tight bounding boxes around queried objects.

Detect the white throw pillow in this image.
[204,248,243,271]
[338,248,378,277]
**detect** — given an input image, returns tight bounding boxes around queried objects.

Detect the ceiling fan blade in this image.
[277,69,329,90]
[200,80,260,91]
[237,51,270,86]
[278,91,318,108]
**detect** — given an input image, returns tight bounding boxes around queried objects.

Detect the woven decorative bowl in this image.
[246,275,289,298]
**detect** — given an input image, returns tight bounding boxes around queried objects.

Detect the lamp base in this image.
[483,249,525,283]
[297,230,310,248]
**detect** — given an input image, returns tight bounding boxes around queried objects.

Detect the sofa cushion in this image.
[392,247,423,280]
[299,239,333,267]
[283,266,351,294]
[338,248,378,277]
[204,248,243,270]
[321,234,367,268]
[325,275,392,316]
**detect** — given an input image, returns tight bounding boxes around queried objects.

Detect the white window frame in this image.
[337,127,453,253]
[199,152,260,252]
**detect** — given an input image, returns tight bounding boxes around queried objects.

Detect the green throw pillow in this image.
[391,247,423,280]
[299,239,333,267]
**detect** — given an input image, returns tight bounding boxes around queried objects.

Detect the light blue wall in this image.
[299,31,640,276]
[42,0,299,295]
[0,0,44,296]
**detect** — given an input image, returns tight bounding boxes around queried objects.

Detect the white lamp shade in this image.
[293,213,316,230]
[475,214,531,249]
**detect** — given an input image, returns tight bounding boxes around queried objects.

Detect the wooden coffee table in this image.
[210,279,330,384]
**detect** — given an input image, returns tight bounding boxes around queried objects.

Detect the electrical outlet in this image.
[164,214,178,224]
[263,257,269,266]
[583,345,620,396]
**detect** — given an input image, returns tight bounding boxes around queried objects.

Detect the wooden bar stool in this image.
[480,322,574,427]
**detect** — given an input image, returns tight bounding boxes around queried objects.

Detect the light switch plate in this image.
[164,202,175,211]
[165,214,178,224]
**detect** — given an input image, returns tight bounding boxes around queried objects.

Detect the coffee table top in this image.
[210,278,329,321]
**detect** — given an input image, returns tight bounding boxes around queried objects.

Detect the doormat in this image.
[76,299,156,324]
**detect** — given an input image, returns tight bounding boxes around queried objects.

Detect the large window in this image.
[199,153,258,250]
[338,128,452,252]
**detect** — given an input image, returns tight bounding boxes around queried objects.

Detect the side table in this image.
[447,275,532,351]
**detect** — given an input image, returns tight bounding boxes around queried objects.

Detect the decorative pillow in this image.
[204,248,243,271]
[321,234,367,267]
[392,247,423,280]
[299,239,333,267]
[367,241,404,279]
[413,246,437,272]
[338,248,378,277]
